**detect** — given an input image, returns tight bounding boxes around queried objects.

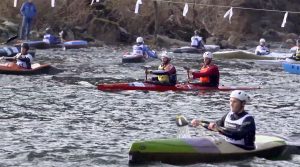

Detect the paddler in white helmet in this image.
[43,27,61,45]
[132,37,157,58]
[147,53,177,86]
[191,90,256,150]
[189,51,219,87]
[191,30,205,49]
[255,38,270,55]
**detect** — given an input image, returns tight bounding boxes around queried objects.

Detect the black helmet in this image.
[21,43,30,50]
[45,27,52,34]
[194,30,199,35]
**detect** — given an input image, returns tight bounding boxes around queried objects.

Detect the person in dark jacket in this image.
[20,0,37,40]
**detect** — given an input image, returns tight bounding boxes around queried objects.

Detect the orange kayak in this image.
[0,62,53,75]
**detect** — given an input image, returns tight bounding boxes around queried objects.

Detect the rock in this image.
[2,20,18,32]
[284,33,298,40]
[156,35,189,48]
[220,40,237,49]
[262,29,283,41]
[206,37,220,45]
[29,30,42,40]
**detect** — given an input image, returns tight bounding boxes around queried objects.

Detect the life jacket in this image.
[157,64,176,84]
[199,66,210,83]
[255,45,269,55]
[191,36,202,47]
[132,44,144,56]
[16,53,33,69]
[224,111,251,145]
[43,34,60,45]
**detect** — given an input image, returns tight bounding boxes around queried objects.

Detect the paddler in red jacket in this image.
[190,51,219,87]
[147,53,177,86]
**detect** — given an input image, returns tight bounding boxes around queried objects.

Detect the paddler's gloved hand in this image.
[191,119,200,127]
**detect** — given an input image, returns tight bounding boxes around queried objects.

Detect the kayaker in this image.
[191,30,204,49]
[0,43,33,69]
[190,51,219,87]
[255,38,270,55]
[132,37,157,58]
[147,53,177,86]
[291,40,300,60]
[43,28,61,45]
[20,0,37,40]
[191,90,256,150]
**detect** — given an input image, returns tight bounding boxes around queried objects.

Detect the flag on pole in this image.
[281,12,288,28]
[51,0,55,7]
[14,0,18,7]
[183,3,189,17]
[135,0,143,14]
[224,7,233,23]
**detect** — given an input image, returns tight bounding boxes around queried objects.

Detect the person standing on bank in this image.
[20,0,37,40]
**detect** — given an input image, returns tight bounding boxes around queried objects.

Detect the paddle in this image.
[176,115,210,128]
[183,66,191,82]
[1,35,18,45]
[142,65,151,81]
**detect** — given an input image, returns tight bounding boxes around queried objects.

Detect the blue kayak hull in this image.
[283,63,300,75]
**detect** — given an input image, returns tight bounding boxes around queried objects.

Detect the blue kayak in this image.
[283,63,300,75]
[0,46,35,57]
[15,40,88,50]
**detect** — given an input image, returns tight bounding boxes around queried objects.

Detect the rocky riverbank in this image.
[0,0,299,49]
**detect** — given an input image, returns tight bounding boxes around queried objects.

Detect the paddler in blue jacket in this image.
[132,37,157,58]
[43,28,61,45]
[20,0,37,40]
[191,90,256,150]
[147,53,177,86]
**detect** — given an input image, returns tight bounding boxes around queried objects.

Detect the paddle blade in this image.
[142,65,151,69]
[183,66,190,71]
[4,35,18,44]
[176,115,189,127]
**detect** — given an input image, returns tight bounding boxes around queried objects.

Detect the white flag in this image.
[96,0,100,2]
[183,3,189,17]
[51,0,55,7]
[224,7,233,23]
[281,12,288,28]
[90,0,95,5]
[135,0,143,14]
[14,0,18,7]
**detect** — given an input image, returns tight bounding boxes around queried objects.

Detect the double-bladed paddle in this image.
[1,35,18,45]
[142,65,151,81]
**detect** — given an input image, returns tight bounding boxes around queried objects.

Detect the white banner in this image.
[224,7,233,23]
[183,3,189,17]
[134,0,143,14]
[281,12,288,28]
[51,0,55,7]
[14,0,18,7]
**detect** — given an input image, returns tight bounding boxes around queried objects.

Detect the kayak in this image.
[0,46,35,57]
[283,63,300,75]
[62,40,88,49]
[0,62,53,75]
[171,45,220,54]
[97,82,260,92]
[129,135,287,165]
[213,50,292,60]
[122,54,145,63]
[15,40,88,50]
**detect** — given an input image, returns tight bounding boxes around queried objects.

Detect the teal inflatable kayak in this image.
[129,135,287,165]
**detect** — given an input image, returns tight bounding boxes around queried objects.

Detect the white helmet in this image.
[259,38,266,43]
[161,53,171,60]
[136,37,144,43]
[230,90,251,103]
[203,51,213,59]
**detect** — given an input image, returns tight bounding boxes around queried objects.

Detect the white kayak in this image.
[171,45,220,54]
[213,50,292,60]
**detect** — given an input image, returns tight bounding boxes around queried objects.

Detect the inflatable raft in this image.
[129,135,287,165]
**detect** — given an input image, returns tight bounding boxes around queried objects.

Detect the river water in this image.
[0,46,299,167]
